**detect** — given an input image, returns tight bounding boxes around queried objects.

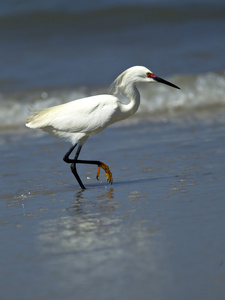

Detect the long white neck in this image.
[118,83,140,120]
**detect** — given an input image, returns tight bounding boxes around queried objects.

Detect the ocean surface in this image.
[1,1,225,300]
[1,0,225,130]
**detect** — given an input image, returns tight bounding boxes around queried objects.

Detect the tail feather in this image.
[25,107,55,129]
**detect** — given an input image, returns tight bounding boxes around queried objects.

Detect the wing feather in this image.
[26,94,119,135]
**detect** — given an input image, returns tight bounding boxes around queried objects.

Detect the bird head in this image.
[109,66,180,96]
[127,66,180,89]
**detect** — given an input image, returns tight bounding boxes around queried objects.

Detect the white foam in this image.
[1,71,225,131]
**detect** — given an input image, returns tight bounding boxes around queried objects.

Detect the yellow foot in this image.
[96,161,113,184]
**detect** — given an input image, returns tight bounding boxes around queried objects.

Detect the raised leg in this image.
[63,144,77,163]
[63,144,113,189]
[77,160,113,184]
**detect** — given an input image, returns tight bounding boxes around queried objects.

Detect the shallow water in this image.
[1,119,225,300]
[1,0,225,298]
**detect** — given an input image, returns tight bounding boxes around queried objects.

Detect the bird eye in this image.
[146,72,156,78]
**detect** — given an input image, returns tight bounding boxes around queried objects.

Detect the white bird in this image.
[26,66,180,189]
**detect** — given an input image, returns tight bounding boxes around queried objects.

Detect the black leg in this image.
[63,144,77,163]
[63,144,113,189]
[70,163,86,190]
[70,145,86,189]
[63,144,86,189]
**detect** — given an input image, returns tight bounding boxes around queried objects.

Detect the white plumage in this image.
[26,94,121,145]
[26,66,180,189]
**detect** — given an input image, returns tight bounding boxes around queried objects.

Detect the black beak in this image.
[154,76,180,90]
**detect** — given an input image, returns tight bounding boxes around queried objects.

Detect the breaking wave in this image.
[1,71,225,131]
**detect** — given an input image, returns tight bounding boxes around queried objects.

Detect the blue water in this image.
[0,0,225,130]
[1,2,225,300]
[1,0,225,91]
[1,0,225,15]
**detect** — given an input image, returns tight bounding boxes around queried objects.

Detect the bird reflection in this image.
[67,187,115,216]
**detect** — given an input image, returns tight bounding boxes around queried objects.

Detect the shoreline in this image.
[1,117,225,300]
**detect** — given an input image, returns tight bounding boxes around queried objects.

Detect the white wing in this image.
[26,94,120,136]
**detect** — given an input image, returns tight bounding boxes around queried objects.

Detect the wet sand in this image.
[1,118,225,300]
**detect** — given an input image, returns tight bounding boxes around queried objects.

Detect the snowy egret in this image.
[26,66,180,189]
